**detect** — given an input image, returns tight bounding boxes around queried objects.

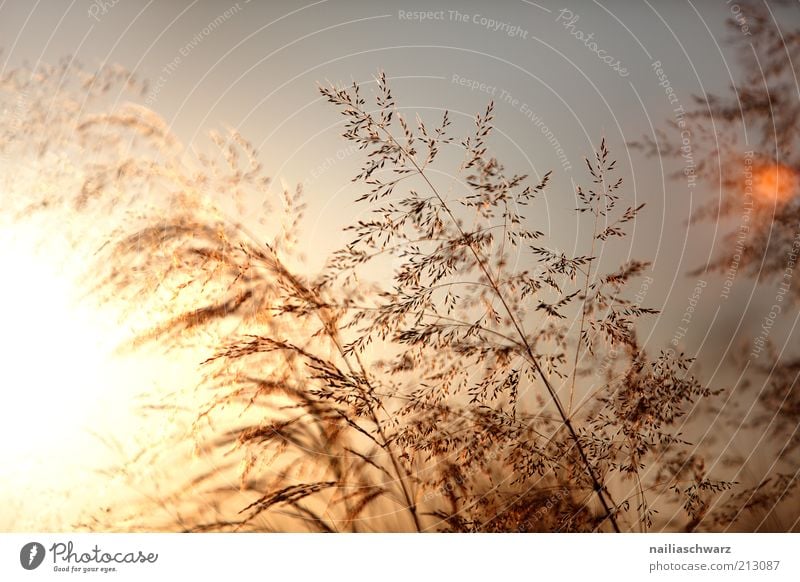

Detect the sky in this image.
[1,0,799,529]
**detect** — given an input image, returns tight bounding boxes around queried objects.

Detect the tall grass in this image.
[631,0,800,528]
[2,58,760,532]
[69,73,742,532]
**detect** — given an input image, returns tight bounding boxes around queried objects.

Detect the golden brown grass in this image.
[3,37,797,531]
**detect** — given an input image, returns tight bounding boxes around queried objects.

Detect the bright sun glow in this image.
[754,163,799,203]
[0,231,111,476]
[0,226,192,529]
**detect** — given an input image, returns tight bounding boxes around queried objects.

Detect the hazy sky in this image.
[0,0,746,324]
[2,0,799,528]
[1,0,780,381]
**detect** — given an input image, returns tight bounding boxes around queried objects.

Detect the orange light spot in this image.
[754,163,799,203]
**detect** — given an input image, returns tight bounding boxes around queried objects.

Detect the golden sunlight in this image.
[0,231,111,474]
[754,162,799,204]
